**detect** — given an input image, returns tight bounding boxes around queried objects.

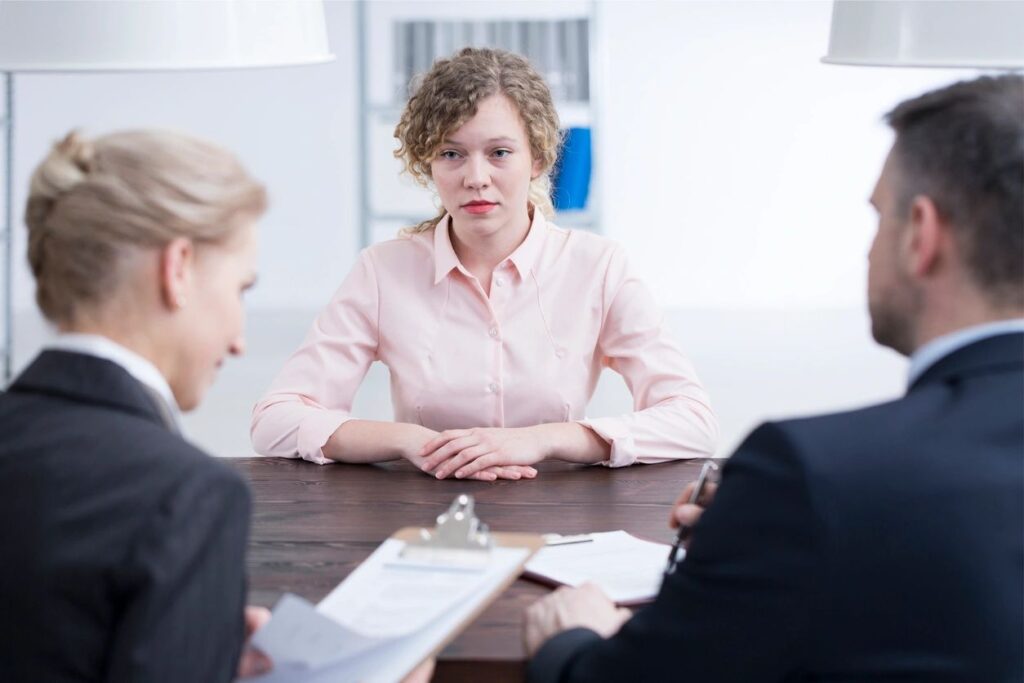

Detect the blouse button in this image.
[489,326,499,339]
[487,382,499,394]
[556,348,566,359]
[494,277,505,287]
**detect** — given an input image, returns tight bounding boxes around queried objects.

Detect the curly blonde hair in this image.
[394,47,562,233]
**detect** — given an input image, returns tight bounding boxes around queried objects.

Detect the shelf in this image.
[553,210,596,229]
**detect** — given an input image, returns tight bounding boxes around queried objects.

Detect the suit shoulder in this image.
[81,411,249,506]
[742,394,956,493]
[768,397,907,444]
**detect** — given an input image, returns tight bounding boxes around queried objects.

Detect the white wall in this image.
[5,1,983,458]
[10,1,360,314]
[596,0,970,310]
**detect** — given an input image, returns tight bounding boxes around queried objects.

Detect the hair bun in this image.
[25,130,96,230]
[55,130,96,173]
[29,130,96,202]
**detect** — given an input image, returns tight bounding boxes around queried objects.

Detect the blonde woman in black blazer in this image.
[0,130,269,682]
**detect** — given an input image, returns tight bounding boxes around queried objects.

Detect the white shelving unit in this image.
[356,0,601,248]
[1,74,12,385]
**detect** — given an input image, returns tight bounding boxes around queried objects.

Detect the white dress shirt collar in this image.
[907,319,1024,387]
[46,333,181,422]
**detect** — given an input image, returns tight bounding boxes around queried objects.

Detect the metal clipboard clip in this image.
[399,494,493,569]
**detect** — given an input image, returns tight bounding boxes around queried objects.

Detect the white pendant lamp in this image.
[823,0,1024,69]
[0,0,333,71]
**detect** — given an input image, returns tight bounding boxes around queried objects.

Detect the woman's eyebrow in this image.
[442,136,519,146]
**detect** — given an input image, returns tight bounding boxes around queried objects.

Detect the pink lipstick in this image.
[463,200,497,215]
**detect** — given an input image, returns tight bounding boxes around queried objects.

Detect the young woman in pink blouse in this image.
[251,47,718,480]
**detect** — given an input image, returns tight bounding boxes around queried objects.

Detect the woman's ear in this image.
[158,237,195,311]
[531,158,543,180]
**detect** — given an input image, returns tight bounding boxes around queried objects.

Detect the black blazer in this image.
[531,333,1024,683]
[0,351,251,682]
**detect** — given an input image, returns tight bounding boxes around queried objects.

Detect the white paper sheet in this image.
[247,539,529,683]
[525,530,674,604]
[250,594,385,668]
[317,539,485,637]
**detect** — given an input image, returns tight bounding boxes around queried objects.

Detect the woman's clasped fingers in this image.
[467,468,498,482]
[471,465,538,482]
[499,465,538,479]
[422,428,545,479]
[420,432,477,472]
[433,444,491,479]
[419,429,469,456]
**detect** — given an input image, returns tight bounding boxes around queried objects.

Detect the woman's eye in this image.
[493,149,511,159]
[439,150,461,160]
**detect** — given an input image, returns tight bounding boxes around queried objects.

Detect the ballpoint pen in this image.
[665,460,718,574]
[542,533,595,546]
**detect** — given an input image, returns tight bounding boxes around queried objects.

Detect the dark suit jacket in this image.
[531,333,1024,683]
[0,351,251,682]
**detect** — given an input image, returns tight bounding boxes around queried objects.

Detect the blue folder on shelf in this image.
[553,126,592,211]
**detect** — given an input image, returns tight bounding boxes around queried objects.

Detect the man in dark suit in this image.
[0,349,261,682]
[524,75,1023,682]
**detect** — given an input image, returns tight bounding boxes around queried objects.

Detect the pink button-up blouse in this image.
[251,212,718,466]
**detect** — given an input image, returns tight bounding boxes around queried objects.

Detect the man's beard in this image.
[869,283,921,356]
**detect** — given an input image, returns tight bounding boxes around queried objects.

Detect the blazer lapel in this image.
[8,350,176,432]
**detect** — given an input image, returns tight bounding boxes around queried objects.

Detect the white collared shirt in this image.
[907,319,1024,387]
[46,333,181,427]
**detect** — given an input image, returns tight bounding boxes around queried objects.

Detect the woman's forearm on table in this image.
[537,422,611,465]
[323,420,437,464]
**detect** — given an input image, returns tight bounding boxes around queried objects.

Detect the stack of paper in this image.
[249,539,529,682]
[525,530,673,605]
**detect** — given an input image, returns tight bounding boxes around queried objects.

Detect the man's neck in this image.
[912,304,1024,353]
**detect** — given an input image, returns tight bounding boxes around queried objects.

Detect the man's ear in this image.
[159,237,195,311]
[903,195,945,279]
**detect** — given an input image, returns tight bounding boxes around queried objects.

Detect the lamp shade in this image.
[823,0,1024,69]
[0,0,334,71]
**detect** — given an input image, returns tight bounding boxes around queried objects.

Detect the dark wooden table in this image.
[229,457,710,682]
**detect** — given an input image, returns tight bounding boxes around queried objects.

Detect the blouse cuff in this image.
[577,417,637,468]
[297,411,350,465]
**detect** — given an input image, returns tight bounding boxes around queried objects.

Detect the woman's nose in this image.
[463,156,490,189]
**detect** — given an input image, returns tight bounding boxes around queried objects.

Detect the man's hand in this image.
[524,584,631,657]
[669,479,719,531]
[418,427,545,480]
[236,606,272,678]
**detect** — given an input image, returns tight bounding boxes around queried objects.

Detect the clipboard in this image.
[248,496,543,683]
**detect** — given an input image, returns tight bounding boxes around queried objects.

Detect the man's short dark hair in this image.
[886,74,1023,308]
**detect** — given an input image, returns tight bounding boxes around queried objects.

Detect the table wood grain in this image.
[228,457,711,682]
